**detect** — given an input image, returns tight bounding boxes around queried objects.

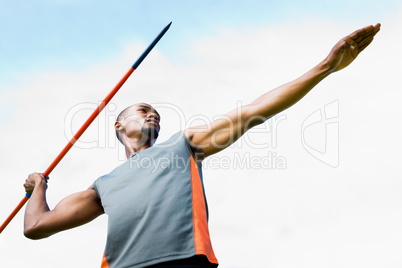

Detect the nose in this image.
[148,112,159,121]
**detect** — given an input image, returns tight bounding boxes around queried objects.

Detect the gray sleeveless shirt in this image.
[93,132,218,267]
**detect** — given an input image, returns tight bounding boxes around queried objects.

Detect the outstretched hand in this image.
[324,23,381,73]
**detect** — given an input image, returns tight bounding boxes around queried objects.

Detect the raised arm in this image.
[23,173,104,240]
[184,23,381,161]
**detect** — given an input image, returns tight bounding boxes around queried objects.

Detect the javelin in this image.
[0,21,172,234]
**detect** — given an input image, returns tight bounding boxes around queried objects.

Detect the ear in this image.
[115,121,124,131]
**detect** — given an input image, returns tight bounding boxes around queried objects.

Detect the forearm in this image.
[186,61,333,158]
[188,24,380,159]
[24,178,50,239]
[23,178,104,239]
[249,60,332,119]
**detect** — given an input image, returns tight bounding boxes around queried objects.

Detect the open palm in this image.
[325,23,381,72]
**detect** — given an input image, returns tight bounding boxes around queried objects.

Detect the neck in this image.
[123,136,154,158]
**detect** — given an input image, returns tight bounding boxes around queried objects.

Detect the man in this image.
[23,23,381,267]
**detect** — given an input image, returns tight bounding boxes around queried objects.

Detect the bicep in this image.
[34,187,104,237]
[185,104,265,160]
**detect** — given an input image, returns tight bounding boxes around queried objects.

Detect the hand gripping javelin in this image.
[0,22,172,234]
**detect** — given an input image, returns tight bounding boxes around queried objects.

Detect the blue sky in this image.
[0,0,400,87]
[1,1,402,267]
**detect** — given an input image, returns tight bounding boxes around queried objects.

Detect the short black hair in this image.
[115,105,135,145]
[115,104,160,145]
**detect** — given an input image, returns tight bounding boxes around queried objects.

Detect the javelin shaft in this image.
[43,67,135,177]
[0,22,172,234]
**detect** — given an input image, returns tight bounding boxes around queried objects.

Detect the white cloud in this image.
[1,16,401,268]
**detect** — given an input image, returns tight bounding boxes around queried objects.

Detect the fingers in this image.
[29,172,44,179]
[24,173,47,193]
[349,23,381,52]
[350,23,380,40]
[339,40,354,53]
[354,29,374,44]
[24,178,35,194]
[358,36,375,53]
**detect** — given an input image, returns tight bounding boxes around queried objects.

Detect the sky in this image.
[0,1,402,267]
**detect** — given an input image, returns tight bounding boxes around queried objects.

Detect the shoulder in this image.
[86,185,101,201]
[182,129,205,163]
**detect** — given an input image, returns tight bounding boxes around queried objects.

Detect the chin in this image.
[142,127,159,141]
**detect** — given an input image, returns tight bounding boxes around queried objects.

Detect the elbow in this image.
[24,224,40,240]
[242,104,270,129]
[24,222,48,240]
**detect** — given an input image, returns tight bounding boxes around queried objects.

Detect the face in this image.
[117,103,161,143]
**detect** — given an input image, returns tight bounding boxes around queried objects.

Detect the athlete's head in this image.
[115,103,160,146]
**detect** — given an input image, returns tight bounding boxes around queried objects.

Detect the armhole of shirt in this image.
[180,130,202,169]
[92,179,101,198]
